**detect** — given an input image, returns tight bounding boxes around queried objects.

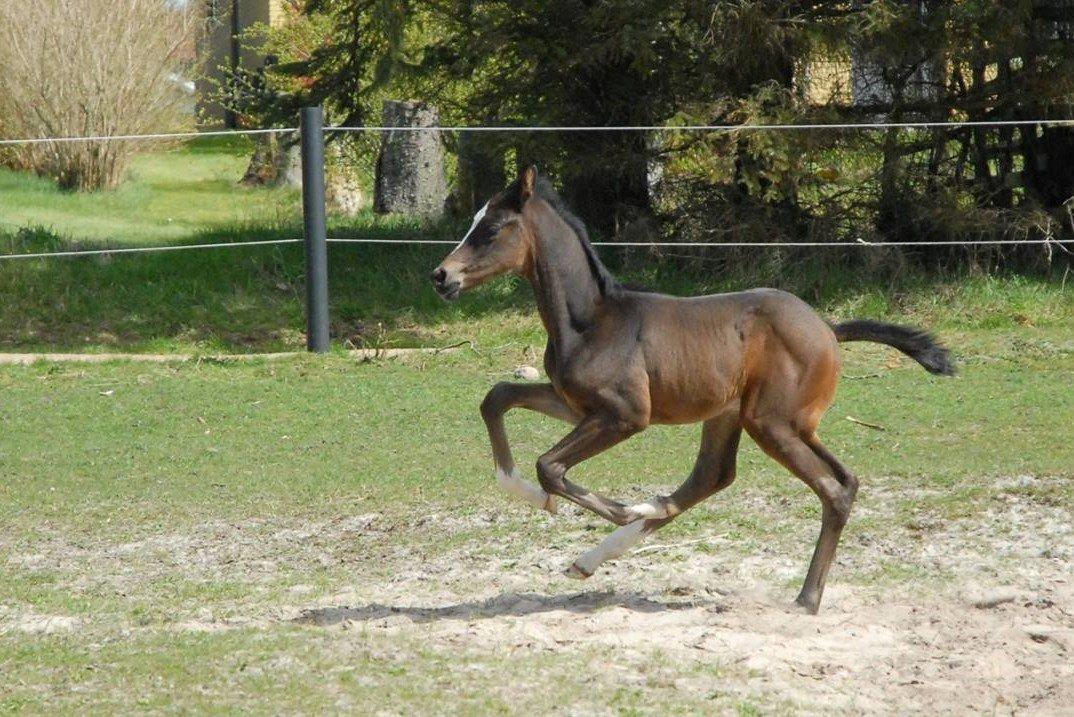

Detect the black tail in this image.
[831,319,955,376]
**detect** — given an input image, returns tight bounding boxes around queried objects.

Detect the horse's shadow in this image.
[295,589,724,627]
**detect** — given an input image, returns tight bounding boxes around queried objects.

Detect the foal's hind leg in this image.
[567,410,742,578]
[744,418,857,614]
[480,382,580,513]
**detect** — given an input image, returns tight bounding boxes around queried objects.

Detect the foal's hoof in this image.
[564,563,592,580]
[543,494,558,515]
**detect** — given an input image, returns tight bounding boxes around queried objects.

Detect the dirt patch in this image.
[279,499,1072,714]
[0,606,82,635]
[5,479,1073,713]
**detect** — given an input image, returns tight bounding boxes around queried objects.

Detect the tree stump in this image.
[374,101,448,218]
[241,132,363,215]
[240,132,301,188]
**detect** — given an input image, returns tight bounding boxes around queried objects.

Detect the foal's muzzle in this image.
[430,266,462,301]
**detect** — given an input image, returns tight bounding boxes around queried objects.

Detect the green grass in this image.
[0,137,301,245]
[5,334,1074,554]
[1,339,1072,712]
[2,139,1073,712]
[2,339,1072,537]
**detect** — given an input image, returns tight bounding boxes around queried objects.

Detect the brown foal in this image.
[431,167,954,614]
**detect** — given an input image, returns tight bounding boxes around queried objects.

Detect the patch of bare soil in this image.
[287,496,1073,714]
[5,478,1072,714]
[0,606,81,635]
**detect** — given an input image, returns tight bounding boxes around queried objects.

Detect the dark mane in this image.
[531,178,621,298]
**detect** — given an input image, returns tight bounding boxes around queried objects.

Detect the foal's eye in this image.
[469,217,515,248]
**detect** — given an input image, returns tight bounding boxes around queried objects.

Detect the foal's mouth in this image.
[431,267,463,301]
[437,281,462,301]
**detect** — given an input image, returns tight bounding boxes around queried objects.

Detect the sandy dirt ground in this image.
[4,477,1073,714]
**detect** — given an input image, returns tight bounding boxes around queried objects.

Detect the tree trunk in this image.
[970,63,993,202]
[455,131,506,214]
[241,132,301,188]
[995,61,1015,208]
[374,100,448,218]
[877,126,904,241]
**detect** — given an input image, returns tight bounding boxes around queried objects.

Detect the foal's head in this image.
[430,166,539,301]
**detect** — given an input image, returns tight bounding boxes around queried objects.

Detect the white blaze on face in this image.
[572,520,649,575]
[453,201,489,252]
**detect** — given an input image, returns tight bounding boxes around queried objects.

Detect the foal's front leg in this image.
[480,382,579,513]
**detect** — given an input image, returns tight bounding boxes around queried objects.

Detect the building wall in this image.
[797,55,854,106]
[197,0,287,127]
[799,53,996,112]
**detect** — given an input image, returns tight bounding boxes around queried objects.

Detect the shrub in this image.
[0,0,200,191]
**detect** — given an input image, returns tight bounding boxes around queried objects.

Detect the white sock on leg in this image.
[570,519,648,576]
[496,467,556,513]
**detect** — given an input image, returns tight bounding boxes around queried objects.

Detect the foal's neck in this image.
[524,207,603,351]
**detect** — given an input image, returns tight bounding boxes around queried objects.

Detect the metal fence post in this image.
[301,106,330,353]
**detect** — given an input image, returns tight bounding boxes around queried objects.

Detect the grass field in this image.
[2,141,1073,713]
[2,336,1073,713]
[0,138,302,245]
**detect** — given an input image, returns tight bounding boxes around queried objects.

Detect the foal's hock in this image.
[431,166,954,614]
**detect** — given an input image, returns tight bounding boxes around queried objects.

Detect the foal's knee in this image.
[824,487,855,528]
[479,382,511,423]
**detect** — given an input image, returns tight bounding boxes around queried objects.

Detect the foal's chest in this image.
[542,342,590,414]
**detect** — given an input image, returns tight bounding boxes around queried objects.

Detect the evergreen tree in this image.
[242,0,1074,257]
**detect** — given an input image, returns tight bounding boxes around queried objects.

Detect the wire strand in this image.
[325,237,1067,248]
[327,119,1074,133]
[4,235,1061,260]
[3,118,1074,145]
[0,127,298,147]
[1,236,1064,260]
[0,238,302,260]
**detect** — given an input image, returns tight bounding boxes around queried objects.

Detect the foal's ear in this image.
[519,165,537,203]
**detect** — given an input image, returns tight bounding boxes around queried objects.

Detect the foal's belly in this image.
[642,333,745,424]
[638,295,752,424]
[646,365,740,424]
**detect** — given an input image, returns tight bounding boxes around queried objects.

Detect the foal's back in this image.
[626,287,839,425]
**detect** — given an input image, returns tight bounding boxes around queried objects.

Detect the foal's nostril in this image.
[431,267,447,285]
